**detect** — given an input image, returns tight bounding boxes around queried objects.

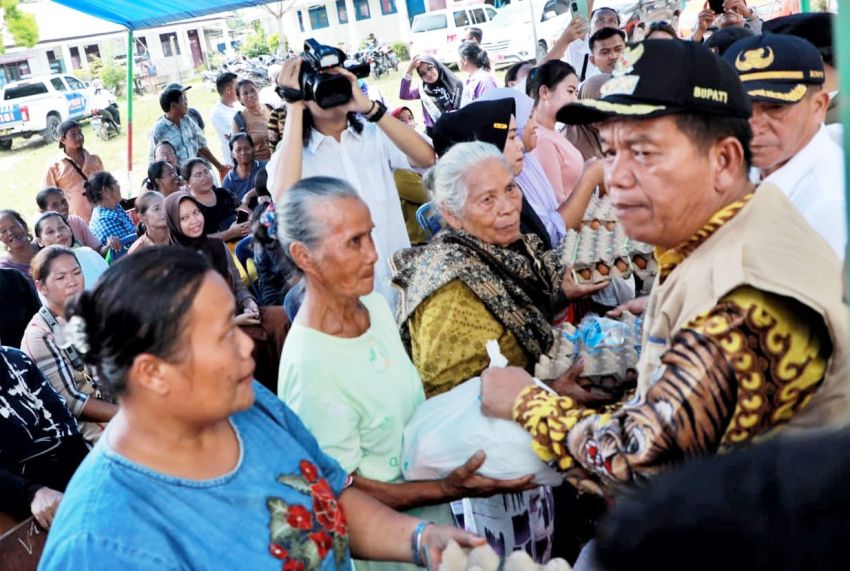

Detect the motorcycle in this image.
[368,47,391,79]
[92,105,121,141]
[380,44,400,71]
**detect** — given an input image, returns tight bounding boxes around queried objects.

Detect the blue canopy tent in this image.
[51,0,285,187]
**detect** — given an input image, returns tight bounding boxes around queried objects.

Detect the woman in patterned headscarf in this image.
[400,55,464,137]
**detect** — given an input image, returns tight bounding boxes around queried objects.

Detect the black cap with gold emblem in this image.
[723,33,825,105]
[556,39,751,125]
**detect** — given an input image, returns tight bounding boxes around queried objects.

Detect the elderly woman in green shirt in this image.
[276,176,534,571]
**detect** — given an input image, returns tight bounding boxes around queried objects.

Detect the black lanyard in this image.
[39,306,85,372]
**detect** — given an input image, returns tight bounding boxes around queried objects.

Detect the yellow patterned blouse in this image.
[511,199,831,495]
[410,280,528,398]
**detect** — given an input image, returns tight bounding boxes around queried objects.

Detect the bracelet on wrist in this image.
[366,100,388,123]
[411,520,433,567]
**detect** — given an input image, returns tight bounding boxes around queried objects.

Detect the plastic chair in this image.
[415,202,444,241]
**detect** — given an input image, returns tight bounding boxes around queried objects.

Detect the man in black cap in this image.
[724,33,844,259]
[148,83,228,178]
[764,12,839,126]
[479,40,848,497]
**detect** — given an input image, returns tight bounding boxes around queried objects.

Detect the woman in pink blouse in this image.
[528,60,585,204]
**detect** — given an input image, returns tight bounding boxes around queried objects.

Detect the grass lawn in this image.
[0,62,503,223]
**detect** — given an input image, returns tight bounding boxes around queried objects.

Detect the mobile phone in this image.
[237,210,249,224]
[570,0,589,20]
[708,0,724,14]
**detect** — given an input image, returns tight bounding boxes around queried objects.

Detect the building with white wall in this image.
[241,0,425,55]
[0,1,235,88]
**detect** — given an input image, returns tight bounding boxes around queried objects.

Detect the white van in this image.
[482,0,573,67]
[410,3,500,66]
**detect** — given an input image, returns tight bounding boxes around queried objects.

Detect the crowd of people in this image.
[0,1,847,569]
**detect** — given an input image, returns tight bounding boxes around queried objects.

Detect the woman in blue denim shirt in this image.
[39,246,481,571]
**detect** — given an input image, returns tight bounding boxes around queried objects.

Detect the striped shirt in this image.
[21,309,108,443]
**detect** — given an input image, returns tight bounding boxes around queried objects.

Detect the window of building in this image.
[354,0,371,20]
[46,51,64,74]
[84,44,101,63]
[336,0,349,23]
[69,47,81,70]
[160,32,180,57]
[297,10,305,32]
[308,5,330,29]
[380,0,397,15]
[134,36,149,56]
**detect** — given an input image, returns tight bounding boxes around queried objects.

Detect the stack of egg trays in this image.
[578,311,643,380]
[561,226,633,285]
[534,322,577,380]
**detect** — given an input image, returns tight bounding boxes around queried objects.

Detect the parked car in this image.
[0,74,95,150]
[410,3,500,66]
[482,0,573,67]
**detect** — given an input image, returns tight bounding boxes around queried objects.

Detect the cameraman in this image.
[267,55,435,308]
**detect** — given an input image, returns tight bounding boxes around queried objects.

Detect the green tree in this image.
[242,30,271,58]
[0,0,38,54]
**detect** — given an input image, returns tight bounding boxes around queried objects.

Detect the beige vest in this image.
[637,184,849,432]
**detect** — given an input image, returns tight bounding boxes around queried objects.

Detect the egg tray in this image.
[561,225,633,285]
[583,194,617,224]
[534,312,643,382]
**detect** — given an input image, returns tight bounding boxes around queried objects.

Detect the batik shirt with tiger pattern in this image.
[512,195,831,496]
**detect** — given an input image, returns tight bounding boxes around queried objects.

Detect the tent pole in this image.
[529,0,539,63]
[127,29,134,193]
[836,0,850,387]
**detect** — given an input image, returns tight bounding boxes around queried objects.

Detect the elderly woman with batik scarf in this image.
[391,141,606,563]
[428,99,604,253]
[400,55,464,137]
[391,139,607,397]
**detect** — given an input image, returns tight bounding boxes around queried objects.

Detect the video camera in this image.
[298,39,370,109]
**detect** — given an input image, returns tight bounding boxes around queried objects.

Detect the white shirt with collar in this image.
[761,125,846,259]
[210,100,244,162]
[267,121,412,308]
[565,38,600,83]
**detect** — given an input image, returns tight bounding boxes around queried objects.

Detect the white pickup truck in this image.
[0,73,94,150]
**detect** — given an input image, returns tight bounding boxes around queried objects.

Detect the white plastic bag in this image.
[401,341,565,487]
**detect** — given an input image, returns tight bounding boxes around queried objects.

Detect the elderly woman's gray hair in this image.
[424,141,509,216]
[276,176,360,272]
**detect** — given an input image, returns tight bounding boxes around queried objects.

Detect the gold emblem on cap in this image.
[601,76,640,97]
[736,47,775,72]
[579,98,666,115]
[492,122,508,129]
[747,83,808,103]
[613,43,644,77]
